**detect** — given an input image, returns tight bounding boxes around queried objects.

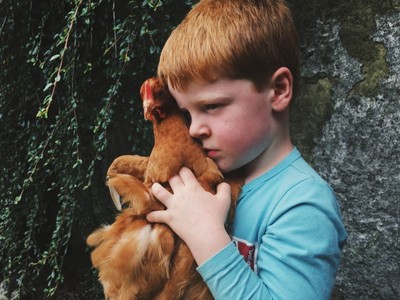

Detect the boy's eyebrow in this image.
[176,95,231,110]
[193,96,231,105]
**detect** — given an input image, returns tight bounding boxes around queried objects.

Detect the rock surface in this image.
[291,2,400,298]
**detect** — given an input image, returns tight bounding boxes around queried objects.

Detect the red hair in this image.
[158,0,300,95]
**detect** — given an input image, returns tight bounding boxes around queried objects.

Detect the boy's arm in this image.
[147,168,346,300]
[198,179,347,300]
[146,167,233,265]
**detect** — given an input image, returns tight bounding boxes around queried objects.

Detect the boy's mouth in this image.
[205,149,219,158]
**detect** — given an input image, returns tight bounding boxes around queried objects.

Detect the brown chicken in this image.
[86,77,242,300]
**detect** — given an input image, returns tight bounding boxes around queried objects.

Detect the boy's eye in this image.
[205,104,221,111]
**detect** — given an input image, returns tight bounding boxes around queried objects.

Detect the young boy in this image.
[146,0,347,299]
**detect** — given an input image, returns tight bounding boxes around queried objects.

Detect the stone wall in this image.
[290,1,400,299]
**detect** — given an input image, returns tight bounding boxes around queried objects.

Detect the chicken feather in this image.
[87,77,243,300]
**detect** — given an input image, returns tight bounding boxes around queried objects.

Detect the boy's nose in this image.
[189,119,211,140]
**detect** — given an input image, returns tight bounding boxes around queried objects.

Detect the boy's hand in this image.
[146,167,232,265]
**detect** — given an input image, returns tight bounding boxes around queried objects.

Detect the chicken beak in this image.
[109,186,122,211]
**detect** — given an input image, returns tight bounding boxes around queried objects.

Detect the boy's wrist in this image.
[186,227,231,266]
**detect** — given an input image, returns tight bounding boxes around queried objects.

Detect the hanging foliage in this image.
[0,0,197,298]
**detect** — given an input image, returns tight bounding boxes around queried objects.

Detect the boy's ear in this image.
[270,67,293,112]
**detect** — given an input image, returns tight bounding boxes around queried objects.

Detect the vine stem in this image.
[42,0,83,118]
[113,0,118,58]
[0,16,7,35]
[17,117,60,203]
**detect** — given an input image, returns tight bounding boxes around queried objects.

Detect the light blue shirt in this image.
[197,148,347,299]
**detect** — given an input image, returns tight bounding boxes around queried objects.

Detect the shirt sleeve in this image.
[197,179,347,300]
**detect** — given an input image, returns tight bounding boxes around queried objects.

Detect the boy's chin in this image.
[218,163,240,175]
[214,160,228,173]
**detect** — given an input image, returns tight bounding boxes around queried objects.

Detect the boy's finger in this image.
[151,183,172,205]
[146,211,166,223]
[178,167,199,185]
[168,172,184,189]
[216,182,231,198]
[216,182,232,215]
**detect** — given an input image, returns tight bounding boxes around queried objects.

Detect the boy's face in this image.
[169,78,277,174]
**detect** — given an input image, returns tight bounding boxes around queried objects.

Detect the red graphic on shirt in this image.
[232,237,256,271]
